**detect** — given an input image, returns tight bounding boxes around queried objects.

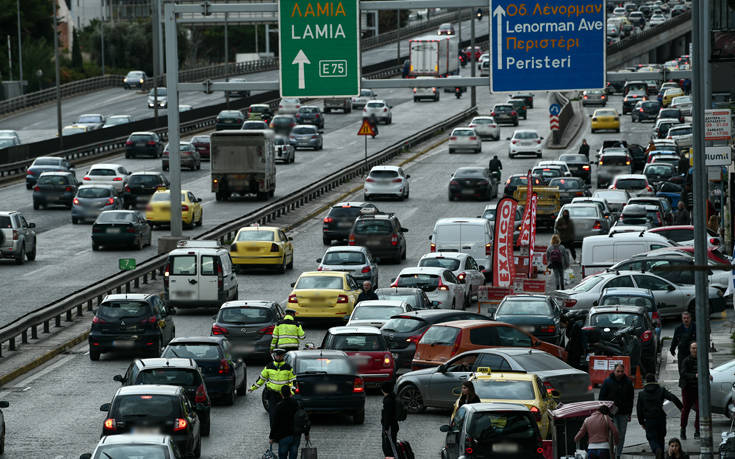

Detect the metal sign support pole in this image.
[364,135,368,173]
[225,11,230,109]
[691,0,713,454]
[470,8,476,107]
[164,1,183,238]
[52,2,62,148]
[152,0,161,128]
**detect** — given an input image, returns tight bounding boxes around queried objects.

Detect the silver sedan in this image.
[555,203,609,244]
[712,359,735,418]
[468,116,500,141]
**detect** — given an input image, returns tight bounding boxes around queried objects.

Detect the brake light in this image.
[293,382,300,394]
[124,186,131,192]
[365,177,375,182]
[163,263,170,290]
[270,243,280,252]
[652,311,659,321]
[112,177,123,181]
[539,325,556,334]
[406,331,425,344]
[469,136,477,141]
[92,316,106,324]
[194,384,208,404]
[430,243,436,252]
[212,324,228,335]
[383,353,393,367]
[288,294,298,303]
[361,266,371,273]
[258,325,275,335]
[511,111,517,116]
[218,359,231,375]
[323,217,333,223]
[173,418,188,431]
[126,140,133,146]
[348,234,355,245]
[392,178,403,183]
[710,237,720,245]
[485,243,492,256]
[563,299,577,307]
[33,186,39,191]
[391,234,398,246]
[457,272,466,281]
[491,112,496,116]
[106,197,115,206]
[103,418,116,432]
[511,140,517,144]
[646,185,653,192]
[181,205,189,211]
[147,141,156,146]
[641,330,653,342]
[592,221,602,230]
[610,185,617,190]
[353,377,365,392]
[383,107,388,112]
[543,381,555,394]
[73,198,80,205]
[582,165,590,170]
[337,294,349,304]
[530,406,542,421]
[450,136,457,141]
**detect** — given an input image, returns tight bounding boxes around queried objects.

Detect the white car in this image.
[364,165,410,200]
[0,129,21,144]
[448,128,481,154]
[391,266,465,309]
[82,434,181,459]
[609,174,654,197]
[477,53,490,66]
[612,6,627,16]
[347,300,412,328]
[649,14,666,25]
[362,100,392,124]
[468,116,500,140]
[278,97,301,115]
[413,76,440,102]
[351,89,378,109]
[417,252,486,305]
[667,123,692,150]
[508,129,543,158]
[670,95,692,116]
[83,163,131,193]
[537,160,572,177]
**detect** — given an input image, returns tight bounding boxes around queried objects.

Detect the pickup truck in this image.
[324,98,351,113]
[513,187,561,230]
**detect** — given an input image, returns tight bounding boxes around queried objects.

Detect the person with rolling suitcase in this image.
[381,382,414,459]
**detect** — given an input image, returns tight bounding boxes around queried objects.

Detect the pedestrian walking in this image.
[554,209,576,261]
[546,234,571,290]
[665,438,689,459]
[271,310,305,352]
[680,342,712,439]
[356,280,379,304]
[636,373,683,459]
[578,139,591,158]
[269,385,309,459]
[457,381,481,407]
[560,313,587,371]
[673,201,690,225]
[670,312,696,371]
[574,405,620,459]
[249,349,296,426]
[599,363,635,459]
[708,214,720,234]
[381,381,400,457]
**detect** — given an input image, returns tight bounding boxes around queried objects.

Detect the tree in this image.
[71,29,82,70]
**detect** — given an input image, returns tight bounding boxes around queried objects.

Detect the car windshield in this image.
[497,300,549,316]
[149,88,167,96]
[474,379,535,400]
[114,394,177,419]
[590,312,644,328]
[38,175,69,185]
[137,369,199,386]
[294,356,353,374]
[93,445,169,459]
[219,307,274,324]
[292,127,316,134]
[63,127,86,135]
[370,170,399,179]
[381,316,425,333]
[323,251,366,265]
[163,343,222,360]
[352,306,404,320]
[191,136,209,143]
[237,230,275,242]
[564,206,598,217]
[615,178,647,189]
[98,301,150,319]
[601,295,654,309]
[512,353,573,371]
[95,212,135,223]
[549,178,583,189]
[128,175,162,186]
[396,274,439,290]
[78,115,101,123]
[455,168,486,178]
[77,187,112,198]
[295,276,344,289]
[127,71,145,78]
[467,411,538,441]
[353,220,392,235]
[571,275,604,292]
[327,333,386,351]
[418,257,461,271]
[106,117,129,125]
[419,325,459,345]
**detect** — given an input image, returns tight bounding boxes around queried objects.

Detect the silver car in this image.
[316,245,379,286]
[417,252,486,305]
[467,116,500,141]
[347,300,412,328]
[556,203,609,244]
[289,125,323,150]
[667,123,692,151]
[211,300,285,359]
[274,135,295,164]
[592,189,631,213]
[548,177,590,205]
[712,359,735,418]
[670,95,692,116]
[0,211,36,265]
[147,87,167,108]
[82,434,181,459]
[71,185,122,224]
[364,166,410,200]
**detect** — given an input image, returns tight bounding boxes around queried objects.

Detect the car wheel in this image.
[237,375,247,396]
[26,183,31,190]
[278,257,287,274]
[398,384,426,413]
[92,243,100,251]
[33,201,39,210]
[287,254,294,270]
[616,128,620,133]
[26,243,36,262]
[89,347,100,361]
[449,148,454,154]
[451,300,456,310]
[196,212,203,227]
[201,414,211,437]
[353,409,365,424]
[72,217,78,224]
[193,436,202,458]
[323,236,331,246]
[514,121,519,126]
[224,386,236,406]
[537,153,542,158]
[136,236,144,251]
[15,244,24,265]
[509,153,515,159]
[150,338,162,358]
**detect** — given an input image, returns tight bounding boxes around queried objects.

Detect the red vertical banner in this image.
[528,193,538,277]
[493,197,518,287]
[517,170,534,247]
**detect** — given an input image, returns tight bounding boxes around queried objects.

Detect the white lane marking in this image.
[0,352,77,398]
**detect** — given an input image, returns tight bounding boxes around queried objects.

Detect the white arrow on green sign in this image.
[278,0,360,97]
[119,258,136,271]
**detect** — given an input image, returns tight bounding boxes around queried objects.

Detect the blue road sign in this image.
[489,0,605,92]
[549,103,561,115]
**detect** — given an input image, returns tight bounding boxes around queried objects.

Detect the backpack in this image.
[549,246,563,265]
[396,399,408,422]
[396,440,415,459]
[293,402,311,435]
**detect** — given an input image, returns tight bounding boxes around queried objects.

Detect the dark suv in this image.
[322,202,378,245]
[113,358,211,436]
[100,385,201,457]
[295,105,325,129]
[215,110,246,130]
[123,172,169,209]
[125,132,163,159]
[490,104,518,126]
[622,89,647,114]
[269,115,297,136]
[631,100,661,123]
[507,98,527,120]
[348,211,408,264]
[88,293,176,361]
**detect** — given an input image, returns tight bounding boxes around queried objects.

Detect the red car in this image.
[190,134,211,161]
[320,326,395,387]
[462,46,483,61]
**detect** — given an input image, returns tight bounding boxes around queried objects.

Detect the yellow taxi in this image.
[145,188,203,229]
[590,108,620,133]
[229,225,294,273]
[451,367,558,439]
[287,271,362,319]
[662,87,685,107]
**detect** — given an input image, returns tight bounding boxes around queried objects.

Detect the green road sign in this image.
[119,258,136,271]
[278,0,360,98]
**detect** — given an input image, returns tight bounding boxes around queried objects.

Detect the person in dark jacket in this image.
[560,314,586,370]
[673,201,690,225]
[381,381,400,456]
[578,139,590,158]
[270,385,308,459]
[599,364,635,459]
[356,280,378,304]
[488,155,503,175]
[670,311,695,371]
[554,209,576,261]
[679,342,711,440]
[677,155,689,175]
[665,438,689,459]
[636,373,683,459]
[457,381,481,407]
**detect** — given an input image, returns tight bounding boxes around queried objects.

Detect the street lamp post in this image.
[36,69,43,91]
[100,0,105,75]
[17,0,23,88]
[52,0,62,147]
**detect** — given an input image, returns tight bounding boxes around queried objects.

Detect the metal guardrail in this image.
[606,11,691,55]
[0,105,476,358]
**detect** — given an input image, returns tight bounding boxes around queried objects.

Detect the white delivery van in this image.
[581,231,674,277]
[429,218,493,272]
[164,240,239,309]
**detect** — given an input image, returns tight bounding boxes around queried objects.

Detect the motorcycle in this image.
[584,325,644,373]
[490,170,501,183]
[455,87,462,99]
[458,54,467,68]
[476,8,483,20]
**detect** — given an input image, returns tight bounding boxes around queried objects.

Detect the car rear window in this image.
[565,206,598,217]
[273,117,293,125]
[352,306,404,320]
[96,212,135,223]
[34,158,60,166]
[327,333,387,351]
[130,134,153,142]
[299,107,319,113]
[600,155,629,166]
[419,325,459,345]
[78,115,102,123]
[515,131,538,140]
[366,102,384,108]
[114,394,179,419]
[590,312,644,328]
[472,118,494,125]
[549,178,583,189]
[645,165,673,176]
[600,295,655,309]
[615,178,647,189]
[452,129,474,137]
[37,175,70,185]
[93,445,169,459]
[328,206,363,218]
[191,136,209,143]
[243,122,266,129]
[323,251,366,265]
[294,356,353,374]
[295,276,343,289]
[292,126,316,134]
[89,168,116,176]
[237,230,275,242]
[494,105,512,112]
[128,175,162,186]
[170,255,196,275]
[559,154,586,162]
[381,316,425,333]
[467,411,537,440]
[163,343,222,359]
[219,307,274,324]
[78,187,112,198]
[455,168,486,178]
[474,379,535,400]
[0,216,12,228]
[497,300,549,316]
[250,106,268,113]
[369,170,399,179]
[418,257,461,271]
[396,274,439,291]
[353,220,392,235]
[136,369,200,386]
[512,353,572,371]
[152,192,186,202]
[98,301,150,319]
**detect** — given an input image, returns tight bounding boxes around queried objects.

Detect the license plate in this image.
[366,240,381,246]
[132,427,160,434]
[112,340,135,348]
[492,443,519,453]
[106,227,121,234]
[314,383,338,394]
[135,142,145,147]
[173,291,192,297]
[338,221,352,228]
[522,141,533,146]
[245,247,259,252]
[461,189,474,195]
[521,326,535,333]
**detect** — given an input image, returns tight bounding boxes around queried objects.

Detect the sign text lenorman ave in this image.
[278,0,360,98]
[489,0,605,92]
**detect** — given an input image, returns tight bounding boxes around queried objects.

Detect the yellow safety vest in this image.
[250,361,296,393]
[270,315,305,350]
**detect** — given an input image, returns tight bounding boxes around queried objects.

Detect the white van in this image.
[429,218,493,271]
[165,240,239,309]
[581,232,674,277]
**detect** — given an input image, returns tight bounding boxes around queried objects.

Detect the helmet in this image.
[272,348,287,356]
[285,309,296,316]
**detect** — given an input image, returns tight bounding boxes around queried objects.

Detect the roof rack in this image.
[176,240,222,249]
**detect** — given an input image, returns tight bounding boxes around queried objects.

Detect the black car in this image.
[627,143,647,171]
[547,177,590,205]
[88,293,176,361]
[448,167,498,201]
[512,93,534,109]
[492,295,563,345]
[622,89,647,114]
[376,287,434,310]
[613,204,654,229]
[124,131,163,159]
[631,100,661,123]
[25,156,75,189]
[161,336,247,406]
[503,173,541,197]
[269,115,297,136]
[215,110,246,130]
[348,211,408,264]
[122,70,147,89]
[322,201,378,245]
[32,171,79,209]
[380,310,490,369]
[507,98,528,120]
[628,196,673,225]
[100,385,201,457]
[606,80,625,94]
[92,210,152,251]
[558,154,591,183]
[295,106,325,129]
[285,350,366,424]
[113,358,211,436]
[490,104,518,126]
[123,172,169,209]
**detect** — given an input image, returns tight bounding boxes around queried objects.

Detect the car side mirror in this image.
[390,277,396,284]
[288,237,293,241]
[290,282,296,288]
[113,375,124,383]
[401,228,409,233]
[80,454,92,459]
[100,403,111,412]
[550,389,561,398]
[440,424,451,432]
[316,258,322,263]
[540,136,544,140]
[0,401,9,408]
[592,301,599,306]
[406,174,411,178]
[428,235,432,240]
[29,223,36,228]
[506,137,511,140]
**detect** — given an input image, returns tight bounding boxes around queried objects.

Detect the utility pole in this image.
[224,11,229,108]
[470,8,476,107]
[164,1,182,237]
[17,0,23,88]
[396,9,400,64]
[7,35,12,80]
[100,0,105,75]
[152,0,161,127]
[52,0,63,147]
